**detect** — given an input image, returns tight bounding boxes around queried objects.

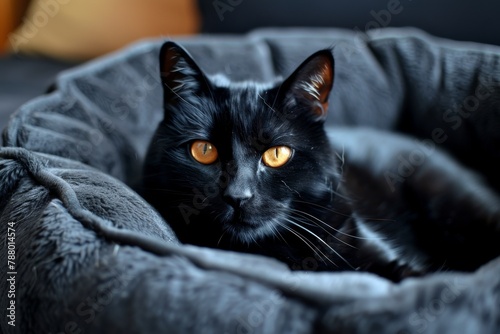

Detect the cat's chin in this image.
[216,201,292,244]
[221,215,282,244]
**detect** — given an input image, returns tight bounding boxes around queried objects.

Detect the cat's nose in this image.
[223,188,253,208]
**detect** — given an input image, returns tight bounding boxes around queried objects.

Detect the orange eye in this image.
[262,146,292,168]
[190,140,218,164]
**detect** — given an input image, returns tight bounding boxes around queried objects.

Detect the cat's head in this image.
[144,41,339,245]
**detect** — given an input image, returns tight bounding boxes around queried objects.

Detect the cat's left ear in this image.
[280,50,334,121]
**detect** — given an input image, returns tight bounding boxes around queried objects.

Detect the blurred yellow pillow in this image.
[8,0,200,61]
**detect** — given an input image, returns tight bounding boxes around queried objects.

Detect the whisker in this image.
[270,222,289,245]
[277,221,333,266]
[249,233,259,246]
[290,208,366,241]
[284,217,355,269]
[281,218,339,267]
[258,94,289,133]
[217,229,228,246]
[281,180,301,197]
[270,83,281,112]
[329,187,352,202]
[290,210,357,249]
[293,199,395,223]
[259,93,278,114]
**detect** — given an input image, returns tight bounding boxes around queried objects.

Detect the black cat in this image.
[142,41,500,281]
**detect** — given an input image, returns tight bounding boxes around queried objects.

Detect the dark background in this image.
[199,0,500,46]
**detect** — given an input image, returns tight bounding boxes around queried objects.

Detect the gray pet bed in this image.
[1,28,500,334]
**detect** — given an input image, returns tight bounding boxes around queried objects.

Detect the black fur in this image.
[143,42,500,281]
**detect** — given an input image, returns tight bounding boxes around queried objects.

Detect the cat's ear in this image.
[280,50,334,121]
[159,41,211,105]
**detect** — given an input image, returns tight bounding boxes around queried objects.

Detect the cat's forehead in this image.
[186,73,282,129]
[223,85,285,131]
[207,84,302,150]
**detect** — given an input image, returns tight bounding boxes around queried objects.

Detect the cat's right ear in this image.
[159,41,211,105]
